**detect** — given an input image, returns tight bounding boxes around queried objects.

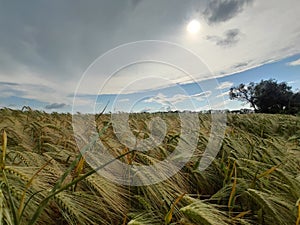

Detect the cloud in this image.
[117,98,130,102]
[144,91,211,105]
[0,82,18,86]
[1,0,300,111]
[287,80,300,86]
[130,0,143,8]
[192,91,212,100]
[207,29,241,47]
[144,93,177,105]
[196,99,231,111]
[232,62,250,69]
[203,0,254,24]
[0,0,140,99]
[286,58,300,66]
[45,103,67,110]
[0,82,23,98]
[216,81,234,89]
[211,99,231,108]
[159,105,173,111]
[140,107,152,113]
[0,81,71,105]
[0,0,205,95]
[216,91,230,98]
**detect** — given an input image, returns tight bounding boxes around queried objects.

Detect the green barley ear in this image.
[296,198,300,225]
[1,130,7,169]
[0,189,3,224]
[228,161,237,212]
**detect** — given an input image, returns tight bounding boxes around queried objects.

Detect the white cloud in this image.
[287,58,300,66]
[212,99,231,109]
[144,91,211,105]
[216,91,230,98]
[216,81,234,90]
[196,99,230,111]
[118,98,130,102]
[159,105,173,111]
[140,107,152,113]
[144,93,179,105]
[0,81,71,104]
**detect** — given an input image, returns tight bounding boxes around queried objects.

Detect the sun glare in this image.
[187,20,201,34]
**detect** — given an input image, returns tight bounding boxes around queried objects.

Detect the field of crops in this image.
[0,108,300,225]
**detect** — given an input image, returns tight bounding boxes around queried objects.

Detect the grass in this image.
[0,108,299,224]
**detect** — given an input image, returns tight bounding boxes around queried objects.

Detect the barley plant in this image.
[0,107,299,224]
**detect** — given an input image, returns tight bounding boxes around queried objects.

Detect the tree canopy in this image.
[229,79,300,114]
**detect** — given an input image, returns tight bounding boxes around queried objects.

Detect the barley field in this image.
[0,108,299,225]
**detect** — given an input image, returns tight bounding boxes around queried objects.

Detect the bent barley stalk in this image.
[27,150,134,225]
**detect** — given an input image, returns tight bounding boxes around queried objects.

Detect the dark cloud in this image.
[207,29,241,47]
[0,82,24,97]
[0,1,133,80]
[45,103,67,109]
[0,82,18,86]
[131,0,143,8]
[203,0,253,24]
[232,62,249,69]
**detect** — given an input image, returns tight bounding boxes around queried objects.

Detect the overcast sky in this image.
[0,0,300,112]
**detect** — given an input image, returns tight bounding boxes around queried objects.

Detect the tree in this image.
[229,82,257,111]
[253,79,293,113]
[288,91,300,114]
[229,79,296,114]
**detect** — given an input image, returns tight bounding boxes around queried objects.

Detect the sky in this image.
[0,0,300,113]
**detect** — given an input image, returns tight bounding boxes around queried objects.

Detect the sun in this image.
[187,20,201,34]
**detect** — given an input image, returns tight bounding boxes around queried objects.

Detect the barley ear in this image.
[1,130,7,169]
[296,198,300,225]
[0,189,4,225]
